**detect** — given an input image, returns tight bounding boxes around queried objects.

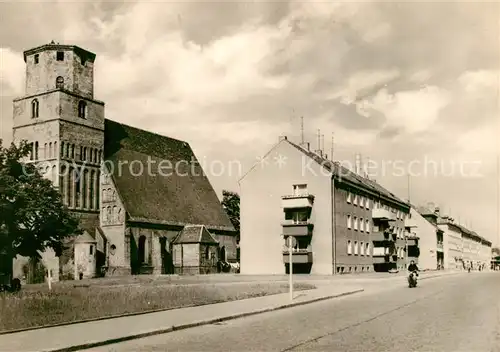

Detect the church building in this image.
[11,42,237,280]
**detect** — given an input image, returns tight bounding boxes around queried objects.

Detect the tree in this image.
[221,190,240,233]
[0,140,81,274]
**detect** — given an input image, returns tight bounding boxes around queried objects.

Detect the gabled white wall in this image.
[239,141,333,275]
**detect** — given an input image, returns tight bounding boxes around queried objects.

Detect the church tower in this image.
[12,42,105,275]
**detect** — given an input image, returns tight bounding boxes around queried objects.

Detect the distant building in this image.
[418,204,492,271]
[405,207,444,270]
[11,42,237,280]
[239,137,411,275]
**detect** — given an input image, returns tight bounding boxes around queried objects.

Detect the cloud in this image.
[0,47,25,96]
[0,1,499,243]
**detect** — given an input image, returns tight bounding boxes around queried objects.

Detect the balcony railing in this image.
[372,208,397,222]
[372,231,396,242]
[406,237,418,246]
[281,194,314,209]
[283,248,313,264]
[281,220,314,237]
[436,242,444,251]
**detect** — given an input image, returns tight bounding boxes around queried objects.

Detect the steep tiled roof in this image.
[103,119,235,232]
[287,140,409,207]
[173,225,219,244]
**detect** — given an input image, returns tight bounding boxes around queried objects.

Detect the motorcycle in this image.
[408,271,418,288]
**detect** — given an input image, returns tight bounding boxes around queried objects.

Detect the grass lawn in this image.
[0,280,315,332]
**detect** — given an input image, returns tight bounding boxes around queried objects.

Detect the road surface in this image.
[86,272,500,352]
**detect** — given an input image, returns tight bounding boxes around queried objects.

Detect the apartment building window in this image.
[347,240,352,255]
[293,184,307,196]
[366,198,370,209]
[347,215,352,229]
[360,242,365,255]
[347,192,351,203]
[359,196,364,208]
[366,219,370,233]
[354,217,358,231]
[354,241,358,255]
[353,194,358,206]
[366,243,370,256]
[360,218,364,232]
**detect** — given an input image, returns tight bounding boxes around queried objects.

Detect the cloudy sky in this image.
[1,1,499,245]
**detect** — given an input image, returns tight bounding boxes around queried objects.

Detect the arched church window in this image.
[31,99,39,118]
[56,76,64,89]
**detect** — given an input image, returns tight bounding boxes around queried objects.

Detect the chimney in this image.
[435,207,440,216]
[306,142,310,151]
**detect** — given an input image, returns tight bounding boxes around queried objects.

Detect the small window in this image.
[347,240,352,255]
[89,245,93,255]
[360,242,364,255]
[359,196,364,208]
[31,99,39,118]
[56,76,64,89]
[34,54,39,64]
[354,241,358,255]
[78,101,87,119]
[57,51,64,61]
[366,198,370,210]
[354,217,358,231]
[347,215,352,229]
[360,218,364,232]
[353,194,358,206]
[366,219,370,233]
[347,192,351,203]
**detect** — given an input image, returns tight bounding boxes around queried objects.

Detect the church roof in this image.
[173,225,219,244]
[74,230,97,243]
[103,119,235,233]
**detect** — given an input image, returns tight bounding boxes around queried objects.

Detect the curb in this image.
[43,288,364,352]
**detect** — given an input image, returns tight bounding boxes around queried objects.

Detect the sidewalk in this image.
[0,270,459,352]
[0,284,364,352]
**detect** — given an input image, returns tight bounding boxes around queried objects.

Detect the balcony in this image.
[372,208,396,222]
[281,220,314,237]
[436,242,444,252]
[372,255,397,264]
[405,218,418,228]
[281,194,314,209]
[283,248,313,264]
[406,237,418,247]
[372,231,396,242]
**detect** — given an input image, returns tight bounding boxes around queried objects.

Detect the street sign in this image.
[286,236,297,248]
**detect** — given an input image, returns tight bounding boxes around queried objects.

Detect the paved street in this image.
[86,272,500,352]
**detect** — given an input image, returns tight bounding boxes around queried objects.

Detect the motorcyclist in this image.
[408,260,420,276]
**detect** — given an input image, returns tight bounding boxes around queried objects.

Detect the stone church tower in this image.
[12,42,105,278]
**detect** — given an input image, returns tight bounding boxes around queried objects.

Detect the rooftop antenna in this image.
[317,129,321,155]
[300,116,305,146]
[321,134,325,154]
[331,133,334,161]
[407,173,411,204]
